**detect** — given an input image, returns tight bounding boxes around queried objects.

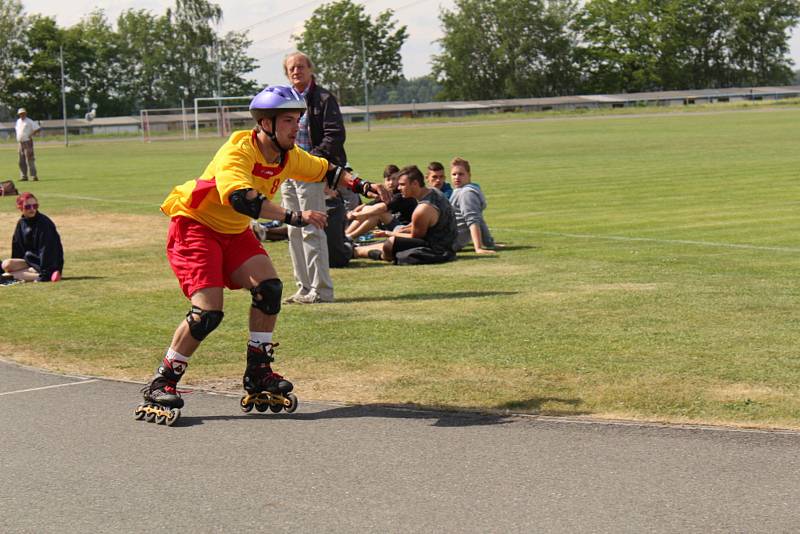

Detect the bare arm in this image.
[469,223,495,254]
[376,204,435,239]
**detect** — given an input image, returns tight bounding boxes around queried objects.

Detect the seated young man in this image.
[345,164,416,240]
[449,157,496,255]
[426,161,453,200]
[353,165,457,265]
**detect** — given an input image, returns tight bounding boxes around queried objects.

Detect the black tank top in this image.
[420,188,457,253]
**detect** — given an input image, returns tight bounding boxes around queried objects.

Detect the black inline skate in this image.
[240,342,298,414]
[134,361,184,426]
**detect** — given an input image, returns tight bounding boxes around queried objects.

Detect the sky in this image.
[20,0,800,89]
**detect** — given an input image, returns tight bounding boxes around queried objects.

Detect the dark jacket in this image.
[12,212,64,281]
[304,79,347,167]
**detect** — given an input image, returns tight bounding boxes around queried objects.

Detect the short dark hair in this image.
[383,164,400,179]
[427,161,444,173]
[398,165,425,186]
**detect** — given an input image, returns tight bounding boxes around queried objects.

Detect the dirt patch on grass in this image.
[0,212,165,256]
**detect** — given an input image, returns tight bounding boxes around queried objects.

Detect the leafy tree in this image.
[433,0,581,100]
[578,0,665,93]
[294,0,407,104]
[371,75,443,104]
[727,0,800,86]
[7,15,64,119]
[217,30,259,97]
[162,0,222,102]
[115,9,172,111]
[65,10,128,116]
[0,0,26,116]
[579,0,800,93]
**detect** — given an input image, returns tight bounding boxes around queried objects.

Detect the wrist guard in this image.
[284,209,306,227]
[325,165,344,189]
[350,177,373,196]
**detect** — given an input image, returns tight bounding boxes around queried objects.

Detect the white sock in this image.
[248,331,273,347]
[164,347,190,375]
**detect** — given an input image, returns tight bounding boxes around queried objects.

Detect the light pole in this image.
[361,36,370,131]
[180,87,189,141]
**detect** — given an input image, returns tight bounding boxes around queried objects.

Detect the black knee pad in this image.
[251,278,283,315]
[185,306,224,341]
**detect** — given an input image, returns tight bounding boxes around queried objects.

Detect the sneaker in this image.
[50,271,61,282]
[356,232,375,243]
[283,290,306,304]
[250,220,267,241]
[31,176,38,181]
[20,177,28,182]
[293,292,333,304]
[0,277,20,286]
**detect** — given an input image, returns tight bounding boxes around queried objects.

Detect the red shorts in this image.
[166,216,267,298]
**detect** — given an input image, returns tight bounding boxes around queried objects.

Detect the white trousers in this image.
[281,179,334,300]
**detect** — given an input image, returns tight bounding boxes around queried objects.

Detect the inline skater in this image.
[136,85,387,423]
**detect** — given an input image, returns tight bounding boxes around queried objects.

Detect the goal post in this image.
[193,95,254,139]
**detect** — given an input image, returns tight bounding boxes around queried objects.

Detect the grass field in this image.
[1,104,798,429]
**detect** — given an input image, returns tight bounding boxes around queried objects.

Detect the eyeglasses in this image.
[23,203,38,209]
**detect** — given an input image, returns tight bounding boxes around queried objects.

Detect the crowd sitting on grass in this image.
[249,156,499,266]
[345,164,416,241]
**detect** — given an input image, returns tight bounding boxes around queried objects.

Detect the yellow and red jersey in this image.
[161,129,328,234]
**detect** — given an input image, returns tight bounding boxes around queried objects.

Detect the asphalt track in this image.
[1,359,799,533]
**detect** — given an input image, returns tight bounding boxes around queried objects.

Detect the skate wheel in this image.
[285,393,298,413]
[155,410,167,425]
[134,405,146,420]
[144,406,157,422]
[240,397,254,413]
[269,403,283,413]
[165,409,180,426]
[255,402,269,413]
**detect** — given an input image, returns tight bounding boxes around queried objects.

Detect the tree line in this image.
[0,0,257,120]
[1,0,798,120]
[433,0,800,101]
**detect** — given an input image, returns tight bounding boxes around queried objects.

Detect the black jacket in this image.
[304,80,347,167]
[11,212,64,281]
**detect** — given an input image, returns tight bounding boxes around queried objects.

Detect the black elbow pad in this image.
[229,189,264,219]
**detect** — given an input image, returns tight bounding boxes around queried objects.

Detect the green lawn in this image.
[1,105,798,429]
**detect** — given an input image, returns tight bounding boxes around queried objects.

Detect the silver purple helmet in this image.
[249,85,306,123]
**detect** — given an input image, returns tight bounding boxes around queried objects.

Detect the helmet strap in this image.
[266,116,288,158]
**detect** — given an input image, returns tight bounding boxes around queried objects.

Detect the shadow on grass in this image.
[490,244,538,252]
[176,396,589,428]
[499,397,589,415]
[62,276,105,281]
[337,290,518,303]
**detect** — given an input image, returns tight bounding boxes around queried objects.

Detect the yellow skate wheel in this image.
[240,396,254,413]
[285,393,298,413]
[134,405,146,420]
[165,408,180,426]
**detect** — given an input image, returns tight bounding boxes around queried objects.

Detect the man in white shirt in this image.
[15,108,40,181]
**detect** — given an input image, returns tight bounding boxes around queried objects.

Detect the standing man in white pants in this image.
[15,108,40,182]
[281,51,347,304]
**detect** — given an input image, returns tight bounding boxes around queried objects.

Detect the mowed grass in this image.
[0,106,798,429]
